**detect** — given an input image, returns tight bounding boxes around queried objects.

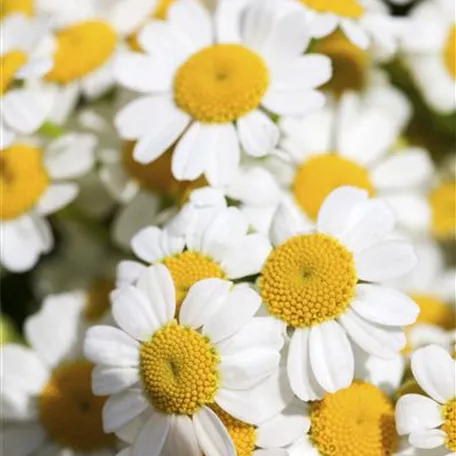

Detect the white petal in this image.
[309,14,339,38]
[396,395,444,435]
[163,415,200,456]
[262,89,325,117]
[132,412,170,456]
[203,285,261,343]
[411,345,456,404]
[287,329,325,401]
[355,240,417,282]
[103,389,149,433]
[193,406,236,456]
[92,365,139,396]
[116,260,147,287]
[383,193,431,232]
[241,0,275,51]
[84,325,139,367]
[237,110,279,158]
[179,278,232,329]
[35,183,79,215]
[317,186,369,238]
[341,19,369,49]
[351,284,419,326]
[2,423,46,456]
[409,429,446,449]
[309,321,354,393]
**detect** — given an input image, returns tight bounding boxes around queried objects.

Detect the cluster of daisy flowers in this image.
[1,0,455,455]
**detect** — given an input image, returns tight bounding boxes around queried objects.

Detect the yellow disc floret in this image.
[313,31,369,96]
[1,145,49,220]
[0,0,33,17]
[259,233,357,328]
[84,279,114,323]
[38,360,114,452]
[444,26,456,80]
[429,181,456,239]
[310,382,399,456]
[412,294,455,330]
[0,51,28,94]
[46,21,117,84]
[174,44,269,123]
[443,398,456,452]
[293,154,375,221]
[140,321,220,415]
[299,0,364,18]
[162,251,227,313]
[211,404,257,456]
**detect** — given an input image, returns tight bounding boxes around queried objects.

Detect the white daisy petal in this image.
[163,415,200,456]
[193,406,236,456]
[382,193,431,232]
[2,423,47,456]
[92,365,140,396]
[409,429,447,450]
[411,345,456,404]
[310,14,339,38]
[241,0,275,51]
[116,260,147,287]
[396,394,444,435]
[84,325,139,367]
[309,321,354,393]
[132,412,171,456]
[262,89,326,117]
[35,183,79,216]
[340,19,370,49]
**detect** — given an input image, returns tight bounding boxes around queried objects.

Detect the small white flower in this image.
[84,264,289,456]
[396,345,456,455]
[114,0,332,186]
[260,186,419,401]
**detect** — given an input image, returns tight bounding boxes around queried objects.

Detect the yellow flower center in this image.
[174,44,269,123]
[443,398,456,452]
[313,31,368,96]
[45,20,117,84]
[38,360,114,452]
[298,0,364,18]
[140,321,220,415]
[429,181,456,239]
[0,0,33,17]
[84,279,114,323]
[0,145,49,220]
[0,50,28,95]
[211,404,257,456]
[411,294,455,330]
[162,251,227,314]
[310,382,399,456]
[444,26,456,80]
[292,154,375,222]
[259,233,357,328]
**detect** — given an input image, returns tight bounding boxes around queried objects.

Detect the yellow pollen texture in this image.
[84,279,114,323]
[211,404,257,456]
[1,51,28,95]
[259,233,357,328]
[429,181,456,239]
[411,294,455,330]
[310,382,399,456]
[140,321,220,415]
[443,398,456,452]
[444,26,456,80]
[313,31,368,96]
[293,154,375,221]
[0,0,33,17]
[45,21,117,84]
[162,251,226,314]
[174,44,269,123]
[1,145,49,220]
[299,0,364,18]
[38,360,115,452]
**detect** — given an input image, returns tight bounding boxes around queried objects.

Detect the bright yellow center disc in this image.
[443,398,456,452]
[0,0,33,17]
[444,26,456,80]
[429,181,456,239]
[84,279,114,323]
[259,233,357,328]
[0,51,28,95]
[412,294,455,330]
[292,154,375,222]
[140,321,220,415]
[174,44,269,123]
[38,360,114,452]
[310,382,399,456]
[0,145,49,220]
[299,0,364,18]
[46,20,117,84]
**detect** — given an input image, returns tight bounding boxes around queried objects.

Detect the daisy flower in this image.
[0,134,96,272]
[396,345,456,455]
[276,87,435,233]
[0,0,33,17]
[1,13,54,147]
[1,292,117,456]
[401,0,455,114]
[259,186,419,401]
[84,264,290,455]
[114,0,332,186]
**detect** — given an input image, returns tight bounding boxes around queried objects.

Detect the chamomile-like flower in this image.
[114,0,332,186]
[396,345,456,455]
[1,292,117,456]
[84,264,289,456]
[0,134,96,272]
[401,0,456,114]
[260,186,419,401]
[0,14,54,147]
